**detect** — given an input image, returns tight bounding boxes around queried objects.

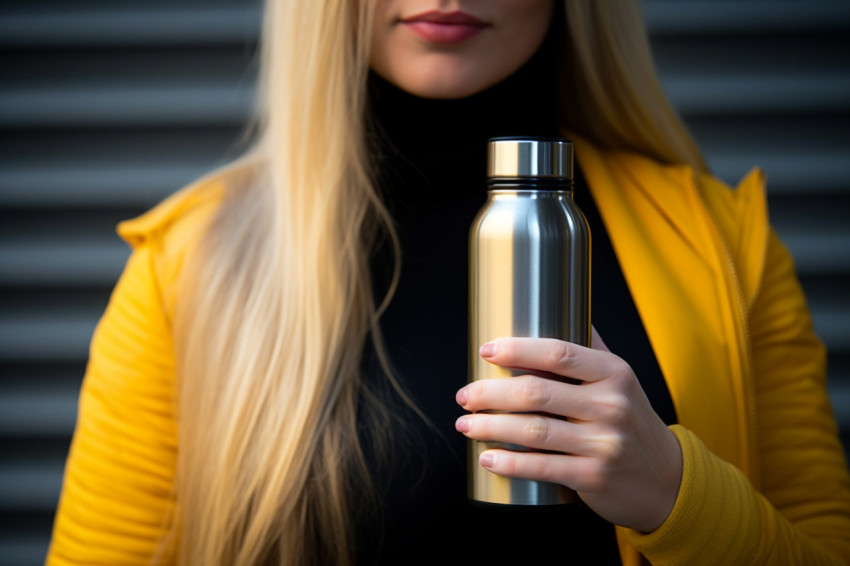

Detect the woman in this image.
[47,1,850,565]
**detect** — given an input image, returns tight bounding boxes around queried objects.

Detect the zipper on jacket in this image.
[690,175,761,486]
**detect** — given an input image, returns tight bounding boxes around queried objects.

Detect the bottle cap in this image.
[487,137,573,180]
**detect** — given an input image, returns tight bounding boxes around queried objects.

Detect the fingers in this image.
[476,449,606,493]
[458,333,682,532]
[456,412,577,453]
[480,337,628,383]
[456,412,622,458]
[457,374,594,419]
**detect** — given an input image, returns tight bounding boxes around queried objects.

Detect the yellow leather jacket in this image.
[47,137,850,564]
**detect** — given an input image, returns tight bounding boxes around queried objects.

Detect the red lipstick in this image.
[401,10,490,44]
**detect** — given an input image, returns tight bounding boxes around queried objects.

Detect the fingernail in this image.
[480,342,496,358]
[480,453,495,469]
[455,416,469,433]
[456,387,468,406]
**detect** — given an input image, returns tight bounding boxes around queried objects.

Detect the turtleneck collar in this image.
[367,16,562,204]
[367,32,560,155]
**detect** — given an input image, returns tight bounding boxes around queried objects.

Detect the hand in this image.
[455,329,683,532]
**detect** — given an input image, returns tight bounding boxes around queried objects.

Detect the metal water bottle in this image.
[468,136,590,506]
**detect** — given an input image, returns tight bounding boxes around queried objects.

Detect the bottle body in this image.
[468,138,590,505]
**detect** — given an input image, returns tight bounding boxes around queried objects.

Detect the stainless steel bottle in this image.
[468,137,590,506]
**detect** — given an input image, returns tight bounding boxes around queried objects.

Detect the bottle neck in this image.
[487,178,573,192]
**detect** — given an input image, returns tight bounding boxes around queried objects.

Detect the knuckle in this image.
[599,393,631,427]
[609,358,634,384]
[516,377,549,409]
[536,457,557,483]
[524,416,551,445]
[594,432,626,461]
[547,341,573,371]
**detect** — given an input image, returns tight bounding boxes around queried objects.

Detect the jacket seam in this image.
[689,171,761,487]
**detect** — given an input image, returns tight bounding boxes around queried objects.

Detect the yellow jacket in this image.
[47,137,850,565]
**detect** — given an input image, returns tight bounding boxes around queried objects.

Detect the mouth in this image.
[400,10,490,44]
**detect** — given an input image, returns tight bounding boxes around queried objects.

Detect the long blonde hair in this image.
[171,1,704,564]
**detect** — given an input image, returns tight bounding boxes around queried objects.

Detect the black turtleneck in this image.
[357,22,675,566]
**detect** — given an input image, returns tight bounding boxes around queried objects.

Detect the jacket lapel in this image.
[570,134,750,472]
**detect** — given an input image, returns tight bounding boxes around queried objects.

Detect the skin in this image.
[369,0,555,99]
[456,330,683,532]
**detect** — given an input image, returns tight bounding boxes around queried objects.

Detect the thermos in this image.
[468,136,590,506]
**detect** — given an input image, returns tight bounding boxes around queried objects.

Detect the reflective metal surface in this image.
[468,138,589,506]
[487,137,573,179]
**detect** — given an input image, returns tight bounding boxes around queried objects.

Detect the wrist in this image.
[642,425,684,533]
[624,426,760,564]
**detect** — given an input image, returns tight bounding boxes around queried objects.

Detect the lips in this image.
[401,10,490,44]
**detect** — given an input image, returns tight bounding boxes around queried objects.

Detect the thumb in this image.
[591,325,611,353]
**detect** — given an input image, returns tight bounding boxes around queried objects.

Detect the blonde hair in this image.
[561,2,706,170]
[170,1,704,565]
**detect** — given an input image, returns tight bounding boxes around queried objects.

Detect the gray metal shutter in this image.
[0,1,847,564]
[645,0,850,463]
[0,2,262,563]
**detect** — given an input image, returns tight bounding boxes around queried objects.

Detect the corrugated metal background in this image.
[0,1,848,564]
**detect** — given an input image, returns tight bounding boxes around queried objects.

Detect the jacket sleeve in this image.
[45,242,178,565]
[625,229,850,564]
[748,229,850,560]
